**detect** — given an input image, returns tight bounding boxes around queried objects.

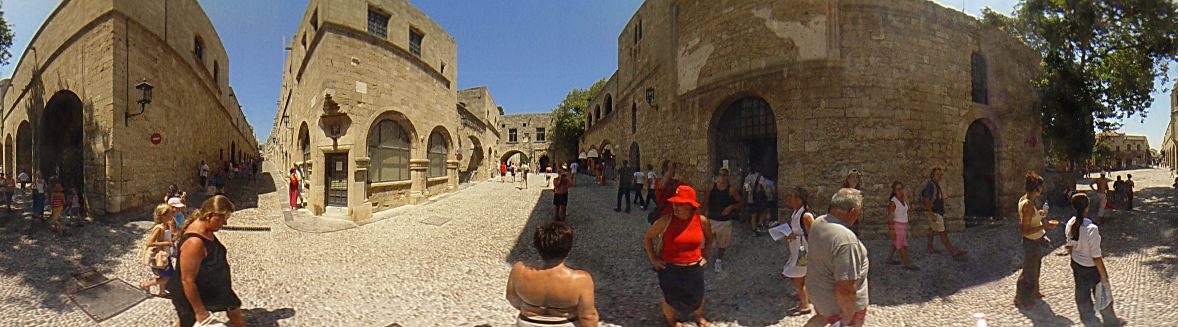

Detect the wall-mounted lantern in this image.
[125,79,154,125]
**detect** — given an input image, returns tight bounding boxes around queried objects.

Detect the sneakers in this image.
[713,259,723,273]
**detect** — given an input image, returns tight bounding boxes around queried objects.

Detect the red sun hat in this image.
[666,185,700,208]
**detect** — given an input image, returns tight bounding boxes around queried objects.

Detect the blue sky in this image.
[1,0,1172,149]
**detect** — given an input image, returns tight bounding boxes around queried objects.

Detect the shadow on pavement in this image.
[242,307,296,327]
[184,172,276,211]
[1099,186,1178,279]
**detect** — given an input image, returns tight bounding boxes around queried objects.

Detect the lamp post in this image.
[124,79,154,125]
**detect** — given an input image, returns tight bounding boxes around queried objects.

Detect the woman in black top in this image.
[166,195,244,327]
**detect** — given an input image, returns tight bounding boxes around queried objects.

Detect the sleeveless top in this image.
[290,174,299,188]
[707,183,737,221]
[166,233,240,311]
[661,213,704,264]
[890,196,909,223]
[1020,196,1045,240]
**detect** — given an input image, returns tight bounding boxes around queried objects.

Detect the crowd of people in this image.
[0,170,89,233]
[505,160,1127,327]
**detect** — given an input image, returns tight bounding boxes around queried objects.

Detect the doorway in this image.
[39,91,85,191]
[325,153,348,207]
[712,97,778,182]
[963,120,996,222]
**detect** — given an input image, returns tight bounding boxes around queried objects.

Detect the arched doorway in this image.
[711,96,778,181]
[298,123,311,163]
[4,134,12,177]
[230,142,237,164]
[464,136,484,183]
[629,142,641,169]
[501,150,526,166]
[16,121,31,178]
[538,155,550,172]
[963,120,997,222]
[39,91,85,190]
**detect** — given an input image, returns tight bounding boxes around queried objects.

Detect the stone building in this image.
[266,0,499,223]
[496,113,556,172]
[457,87,501,183]
[1161,89,1177,172]
[1094,132,1151,170]
[1,0,257,214]
[579,0,1045,237]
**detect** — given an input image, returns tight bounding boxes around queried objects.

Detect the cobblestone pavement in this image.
[1,166,1175,326]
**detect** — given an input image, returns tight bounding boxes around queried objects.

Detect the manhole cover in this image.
[68,278,149,322]
[420,215,452,226]
[72,268,109,289]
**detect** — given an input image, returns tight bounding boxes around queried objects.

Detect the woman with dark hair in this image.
[506,221,599,327]
[885,181,918,270]
[779,187,815,316]
[166,195,244,327]
[1065,193,1125,326]
[1015,171,1058,308]
[287,168,299,210]
[644,185,714,326]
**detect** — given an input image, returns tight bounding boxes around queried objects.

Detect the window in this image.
[509,129,518,143]
[587,114,592,128]
[595,106,601,123]
[536,128,545,142]
[301,33,307,50]
[311,9,319,31]
[194,36,205,61]
[971,52,988,104]
[605,95,614,115]
[213,61,220,87]
[367,9,390,39]
[631,103,637,134]
[409,29,424,56]
[367,120,411,182]
[427,132,448,178]
[634,18,643,44]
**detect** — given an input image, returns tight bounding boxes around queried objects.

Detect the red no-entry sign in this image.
[150,133,162,145]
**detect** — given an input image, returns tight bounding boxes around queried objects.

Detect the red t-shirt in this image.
[51,193,66,208]
[656,179,683,217]
[661,213,703,264]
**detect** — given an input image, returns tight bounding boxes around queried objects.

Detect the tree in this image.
[550,79,606,161]
[497,106,504,116]
[0,4,14,65]
[983,1,1178,168]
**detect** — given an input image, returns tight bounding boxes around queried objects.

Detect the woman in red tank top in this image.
[643,184,714,326]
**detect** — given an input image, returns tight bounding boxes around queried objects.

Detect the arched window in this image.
[428,131,448,178]
[971,52,988,104]
[605,95,614,115]
[631,103,637,134]
[368,120,411,182]
[594,105,601,123]
[587,113,593,128]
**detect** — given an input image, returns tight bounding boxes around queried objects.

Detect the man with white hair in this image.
[805,188,870,327]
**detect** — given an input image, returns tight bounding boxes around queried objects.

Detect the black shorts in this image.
[554,193,568,206]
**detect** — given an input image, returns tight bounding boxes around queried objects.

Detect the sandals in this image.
[786,306,813,316]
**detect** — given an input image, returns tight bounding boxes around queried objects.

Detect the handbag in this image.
[1094,281,1113,311]
[141,225,171,269]
[194,316,230,327]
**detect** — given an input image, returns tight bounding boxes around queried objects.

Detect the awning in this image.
[587,149,600,158]
[578,152,587,159]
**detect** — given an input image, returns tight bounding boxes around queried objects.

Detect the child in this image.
[49,183,66,230]
[140,203,176,296]
[64,187,81,221]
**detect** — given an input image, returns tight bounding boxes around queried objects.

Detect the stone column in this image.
[351,157,373,224]
[447,159,459,190]
[409,158,429,204]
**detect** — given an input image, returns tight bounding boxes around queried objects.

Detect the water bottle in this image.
[797,243,808,267]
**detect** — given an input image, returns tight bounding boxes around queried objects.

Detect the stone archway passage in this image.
[963,120,997,221]
[712,96,778,181]
[16,121,32,178]
[39,91,85,191]
[538,155,550,172]
[629,142,641,169]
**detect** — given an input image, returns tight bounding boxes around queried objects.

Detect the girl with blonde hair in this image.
[140,203,176,296]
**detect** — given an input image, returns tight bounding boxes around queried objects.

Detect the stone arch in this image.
[362,110,419,158]
[298,122,311,163]
[501,149,527,165]
[39,91,86,189]
[594,105,601,124]
[464,136,485,180]
[15,121,32,178]
[709,95,778,180]
[426,125,453,178]
[4,134,12,177]
[366,110,417,183]
[604,94,614,115]
[964,118,997,221]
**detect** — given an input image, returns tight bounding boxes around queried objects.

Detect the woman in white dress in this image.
[779,187,815,316]
[886,181,919,270]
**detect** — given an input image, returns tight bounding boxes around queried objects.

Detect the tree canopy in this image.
[0,5,15,65]
[550,79,606,160]
[982,0,1178,166]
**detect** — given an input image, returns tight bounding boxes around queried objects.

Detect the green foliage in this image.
[982,1,1178,166]
[550,79,606,160]
[0,4,14,66]
[497,106,504,115]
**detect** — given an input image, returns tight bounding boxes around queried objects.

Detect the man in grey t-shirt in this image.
[805,188,869,327]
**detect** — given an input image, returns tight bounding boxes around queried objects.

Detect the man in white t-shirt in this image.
[643,164,657,210]
[199,160,210,190]
[633,169,646,208]
[570,162,579,185]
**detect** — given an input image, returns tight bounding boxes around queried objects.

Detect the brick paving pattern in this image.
[1,166,1175,326]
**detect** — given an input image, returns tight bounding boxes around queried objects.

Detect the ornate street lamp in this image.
[124,79,154,125]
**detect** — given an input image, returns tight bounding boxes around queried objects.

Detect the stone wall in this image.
[496,113,555,170]
[580,0,1045,238]
[1,0,257,214]
[457,86,501,182]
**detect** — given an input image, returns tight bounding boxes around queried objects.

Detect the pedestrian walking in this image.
[49,183,66,231]
[805,188,869,327]
[0,173,9,211]
[545,166,553,188]
[554,166,571,221]
[780,187,815,317]
[32,178,46,220]
[1111,176,1125,210]
[511,163,518,183]
[17,170,29,191]
[643,164,657,210]
[570,161,579,185]
[140,203,177,297]
[4,174,14,211]
[1124,174,1135,211]
[651,160,684,223]
[596,162,605,186]
[1014,171,1058,308]
[885,181,918,270]
[165,184,187,204]
[288,168,300,210]
[843,170,863,236]
[65,187,81,221]
[500,162,508,183]
[921,168,966,257]
[1089,173,1110,223]
[633,168,645,208]
[166,195,245,327]
[1065,193,1126,326]
[169,197,188,232]
[702,168,742,273]
[643,185,713,327]
[744,167,776,234]
[614,160,634,213]
[199,160,210,191]
[506,221,600,327]
[520,163,531,189]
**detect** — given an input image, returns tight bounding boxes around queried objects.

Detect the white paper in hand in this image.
[768,223,794,241]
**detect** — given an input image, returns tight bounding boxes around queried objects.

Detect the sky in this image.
[0,0,1172,149]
